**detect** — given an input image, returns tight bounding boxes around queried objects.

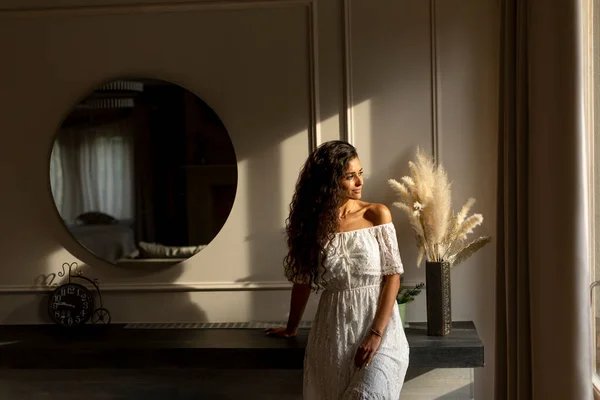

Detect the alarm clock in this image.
[48,282,94,327]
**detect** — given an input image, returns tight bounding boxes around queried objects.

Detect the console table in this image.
[0,321,483,369]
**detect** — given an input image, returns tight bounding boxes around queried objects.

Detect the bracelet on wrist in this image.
[370,328,383,338]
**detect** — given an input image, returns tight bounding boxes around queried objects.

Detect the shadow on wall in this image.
[353,0,496,328]
[236,0,434,323]
[361,147,423,274]
[351,0,434,289]
[0,0,458,328]
[242,124,295,322]
[2,217,207,324]
[2,75,308,324]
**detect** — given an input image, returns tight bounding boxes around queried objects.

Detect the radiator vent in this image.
[124,321,313,329]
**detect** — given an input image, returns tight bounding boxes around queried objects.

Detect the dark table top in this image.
[0,321,483,369]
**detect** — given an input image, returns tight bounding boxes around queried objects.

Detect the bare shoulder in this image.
[364,202,392,226]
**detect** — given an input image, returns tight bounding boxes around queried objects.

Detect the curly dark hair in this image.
[284,140,359,291]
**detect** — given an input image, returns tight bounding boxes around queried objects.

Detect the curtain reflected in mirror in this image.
[50,78,237,266]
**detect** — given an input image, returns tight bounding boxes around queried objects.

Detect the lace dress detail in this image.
[301,222,410,399]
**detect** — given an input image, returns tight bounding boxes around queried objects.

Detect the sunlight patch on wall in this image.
[233,157,253,278]
[349,99,373,181]
[43,249,85,283]
[317,112,342,144]
[279,131,311,226]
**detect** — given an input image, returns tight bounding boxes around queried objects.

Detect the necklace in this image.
[339,203,356,219]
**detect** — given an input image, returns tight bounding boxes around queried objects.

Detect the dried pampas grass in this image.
[388,147,491,268]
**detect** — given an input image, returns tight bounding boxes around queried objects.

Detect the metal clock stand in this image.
[48,262,111,327]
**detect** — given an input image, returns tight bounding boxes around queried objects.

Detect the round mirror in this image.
[49,78,237,266]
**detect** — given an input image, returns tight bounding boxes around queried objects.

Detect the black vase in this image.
[425,261,452,336]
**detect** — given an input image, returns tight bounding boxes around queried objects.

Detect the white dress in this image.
[302,222,410,399]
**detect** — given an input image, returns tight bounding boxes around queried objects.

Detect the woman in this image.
[265,140,410,399]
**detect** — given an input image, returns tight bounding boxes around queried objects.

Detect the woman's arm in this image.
[265,283,311,337]
[354,274,401,368]
[355,203,401,368]
[285,283,312,333]
[372,273,401,334]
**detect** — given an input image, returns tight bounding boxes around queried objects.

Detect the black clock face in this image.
[48,283,93,327]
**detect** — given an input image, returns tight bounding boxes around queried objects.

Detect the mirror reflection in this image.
[50,78,237,266]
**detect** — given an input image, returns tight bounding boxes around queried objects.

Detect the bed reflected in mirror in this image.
[49,78,238,267]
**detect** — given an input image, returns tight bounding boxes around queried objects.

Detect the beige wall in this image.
[434,2,498,396]
[0,0,498,397]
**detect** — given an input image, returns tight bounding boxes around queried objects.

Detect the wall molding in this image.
[341,0,439,156]
[340,0,353,145]
[0,280,423,294]
[429,0,441,163]
[0,281,293,294]
[0,0,312,15]
[307,0,320,151]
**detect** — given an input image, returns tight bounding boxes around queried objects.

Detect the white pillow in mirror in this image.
[138,242,206,259]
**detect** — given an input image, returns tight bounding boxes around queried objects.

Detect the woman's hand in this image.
[264,326,297,338]
[354,332,382,368]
